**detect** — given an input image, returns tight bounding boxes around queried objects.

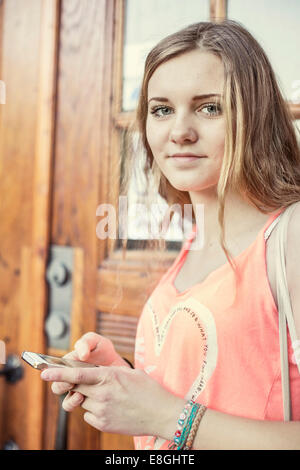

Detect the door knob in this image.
[45,313,68,340]
[0,355,24,383]
[46,259,69,286]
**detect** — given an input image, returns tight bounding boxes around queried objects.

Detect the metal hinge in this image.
[45,246,74,350]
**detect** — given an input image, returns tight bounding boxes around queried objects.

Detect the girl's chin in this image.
[167,180,205,192]
[166,174,219,193]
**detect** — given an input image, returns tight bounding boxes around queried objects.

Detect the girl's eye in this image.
[149,103,222,118]
[200,103,222,116]
[150,106,173,118]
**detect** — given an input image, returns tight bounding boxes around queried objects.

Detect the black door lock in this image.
[0,355,24,383]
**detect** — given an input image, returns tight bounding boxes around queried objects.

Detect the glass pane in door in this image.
[120,0,209,246]
[122,0,209,111]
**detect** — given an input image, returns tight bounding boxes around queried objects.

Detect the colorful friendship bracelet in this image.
[175,402,199,449]
[184,404,207,450]
[168,400,206,450]
[178,404,199,449]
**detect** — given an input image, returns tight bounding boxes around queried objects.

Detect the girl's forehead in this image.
[148,50,224,97]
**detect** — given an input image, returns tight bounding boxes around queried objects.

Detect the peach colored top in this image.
[133,210,300,450]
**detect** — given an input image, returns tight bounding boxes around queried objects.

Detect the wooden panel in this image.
[67,247,99,449]
[96,250,176,316]
[50,0,115,450]
[43,348,68,449]
[114,111,135,129]
[104,0,123,258]
[210,0,227,21]
[96,311,138,355]
[101,431,135,451]
[112,0,124,116]
[0,0,5,446]
[43,247,87,449]
[289,103,300,120]
[0,0,58,450]
[19,0,60,450]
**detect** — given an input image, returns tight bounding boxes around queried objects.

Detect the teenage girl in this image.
[41,20,300,450]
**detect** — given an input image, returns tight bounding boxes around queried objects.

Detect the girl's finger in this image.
[62,391,85,412]
[51,381,74,395]
[63,350,80,361]
[74,332,102,360]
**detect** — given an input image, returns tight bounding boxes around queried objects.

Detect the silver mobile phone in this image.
[21,351,98,370]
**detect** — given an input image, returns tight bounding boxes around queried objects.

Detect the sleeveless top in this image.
[133,209,300,450]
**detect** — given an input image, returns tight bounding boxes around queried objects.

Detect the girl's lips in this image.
[169,154,207,164]
[170,153,206,158]
[172,156,201,162]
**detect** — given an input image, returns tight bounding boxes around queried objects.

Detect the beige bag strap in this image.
[274,203,300,421]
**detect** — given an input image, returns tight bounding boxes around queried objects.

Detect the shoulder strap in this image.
[264,213,283,241]
[274,203,300,421]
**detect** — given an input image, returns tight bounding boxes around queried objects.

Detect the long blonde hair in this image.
[120,19,300,277]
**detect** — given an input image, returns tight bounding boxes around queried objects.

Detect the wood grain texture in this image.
[210,0,227,22]
[106,0,124,258]
[67,247,100,449]
[43,346,68,449]
[289,103,300,120]
[0,0,5,446]
[0,0,58,449]
[50,0,114,450]
[96,250,175,317]
[96,311,138,355]
[21,0,59,449]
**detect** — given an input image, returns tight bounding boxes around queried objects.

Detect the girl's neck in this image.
[189,188,277,250]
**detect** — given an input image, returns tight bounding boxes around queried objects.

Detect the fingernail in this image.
[73,393,84,404]
[41,370,50,380]
[78,347,87,360]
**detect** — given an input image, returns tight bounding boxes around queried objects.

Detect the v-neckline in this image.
[170,209,284,296]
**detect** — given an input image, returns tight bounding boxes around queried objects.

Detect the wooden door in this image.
[0,0,166,451]
[0,0,128,450]
[0,0,299,451]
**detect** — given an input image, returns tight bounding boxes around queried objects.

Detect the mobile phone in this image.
[21,351,99,370]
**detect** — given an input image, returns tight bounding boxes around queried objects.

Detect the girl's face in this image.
[146,49,226,193]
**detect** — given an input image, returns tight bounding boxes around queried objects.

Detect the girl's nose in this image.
[169,120,198,145]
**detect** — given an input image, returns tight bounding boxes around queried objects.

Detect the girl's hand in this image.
[65,331,127,366]
[41,366,184,437]
[50,332,130,400]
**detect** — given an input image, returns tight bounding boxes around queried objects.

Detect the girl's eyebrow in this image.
[148,93,222,104]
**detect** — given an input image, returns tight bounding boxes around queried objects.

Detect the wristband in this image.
[168,400,206,450]
[168,400,198,450]
[184,404,207,450]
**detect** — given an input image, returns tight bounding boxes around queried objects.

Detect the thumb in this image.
[63,350,80,361]
[74,333,102,361]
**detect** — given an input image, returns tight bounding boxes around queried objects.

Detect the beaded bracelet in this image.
[168,400,201,450]
[168,400,194,450]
